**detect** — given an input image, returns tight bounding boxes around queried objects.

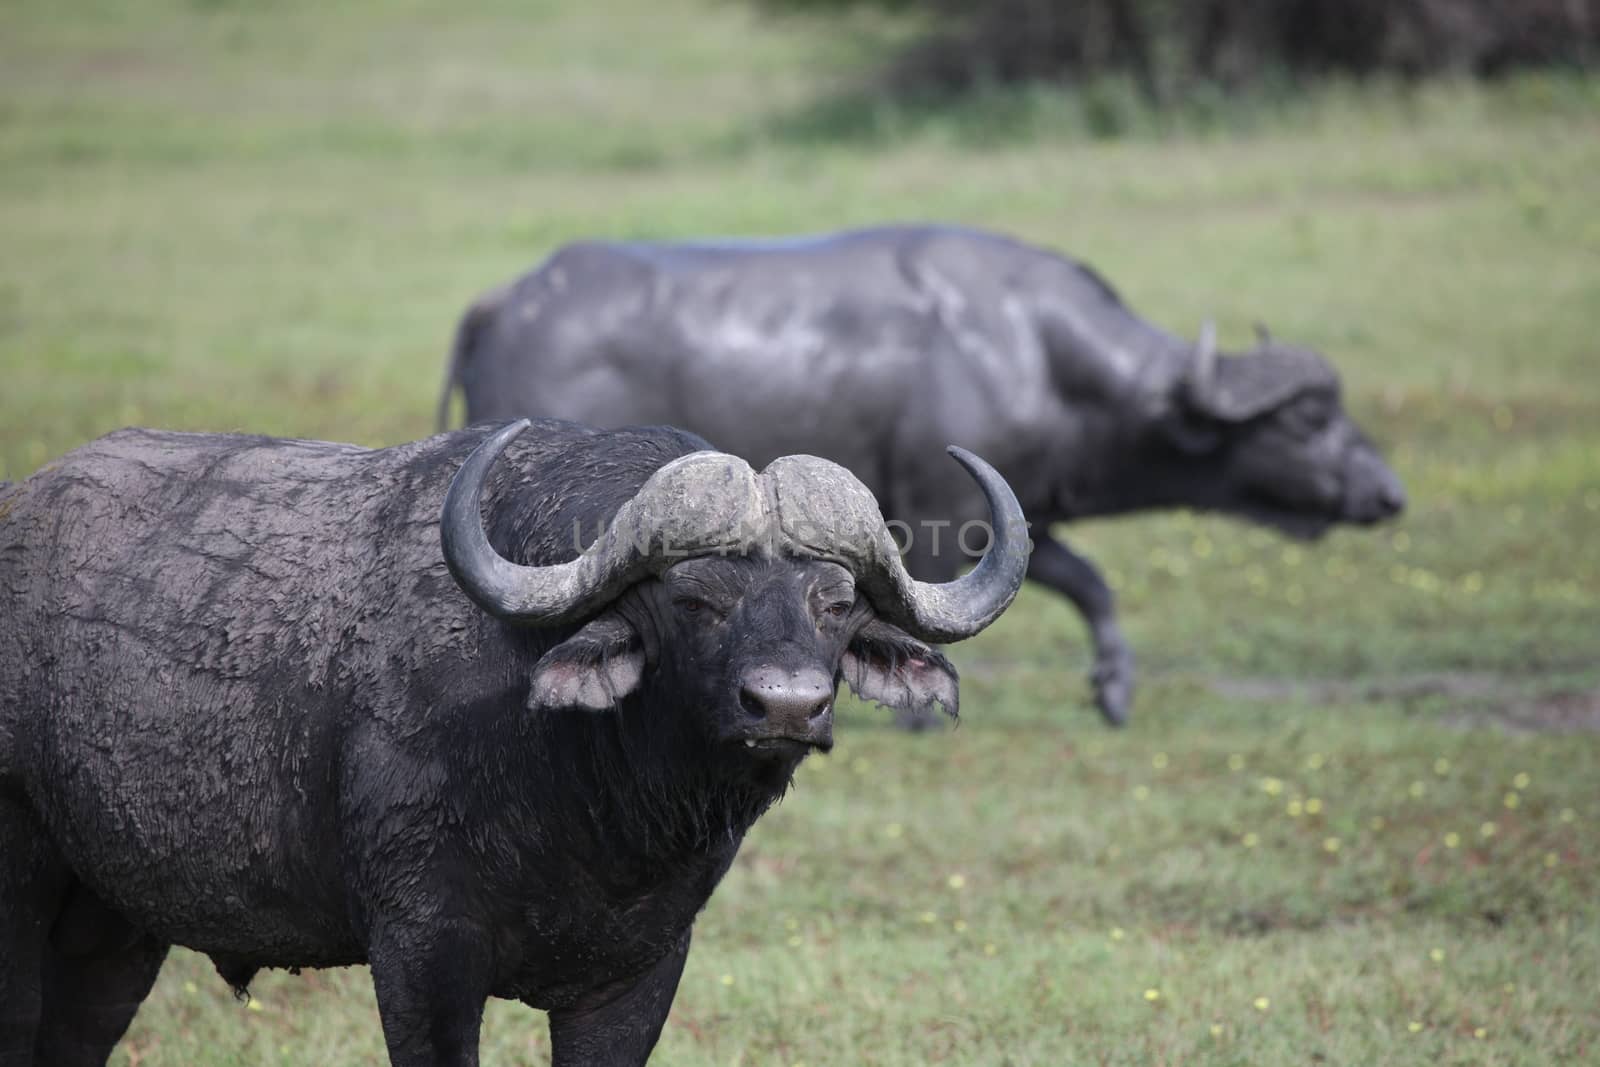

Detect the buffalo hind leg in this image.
[0,798,66,1066]
[1027,532,1134,726]
[33,882,168,1066]
[547,933,690,1067]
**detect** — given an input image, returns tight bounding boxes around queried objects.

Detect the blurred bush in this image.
[757,0,1600,99]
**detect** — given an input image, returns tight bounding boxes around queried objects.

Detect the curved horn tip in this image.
[440,418,539,621]
[871,442,1029,644]
[491,417,532,443]
[943,446,1010,501]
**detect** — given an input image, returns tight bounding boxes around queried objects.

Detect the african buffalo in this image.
[439,224,1407,725]
[0,418,1027,1066]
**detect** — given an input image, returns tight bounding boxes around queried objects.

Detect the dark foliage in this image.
[758,0,1599,98]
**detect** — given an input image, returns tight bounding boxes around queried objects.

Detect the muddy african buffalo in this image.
[0,419,1027,1065]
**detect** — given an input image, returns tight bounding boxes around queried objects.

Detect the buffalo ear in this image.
[842,619,960,721]
[1181,344,1341,424]
[528,611,645,712]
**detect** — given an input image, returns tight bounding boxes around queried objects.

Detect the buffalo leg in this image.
[33,917,168,1066]
[547,933,690,1067]
[1027,532,1134,726]
[369,918,495,1067]
[0,799,65,1066]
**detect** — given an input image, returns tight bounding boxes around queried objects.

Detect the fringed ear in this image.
[841,618,960,721]
[1181,342,1342,424]
[528,611,645,712]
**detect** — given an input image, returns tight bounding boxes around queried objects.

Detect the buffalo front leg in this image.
[368,918,496,1067]
[1027,532,1134,726]
[547,932,690,1067]
[0,799,67,1066]
[34,910,168,1067]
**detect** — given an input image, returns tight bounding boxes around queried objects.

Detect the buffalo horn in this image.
[443,421,1030,642]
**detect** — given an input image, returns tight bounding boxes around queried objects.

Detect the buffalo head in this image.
[441,421,1029,772]
[1159,323,1406,539]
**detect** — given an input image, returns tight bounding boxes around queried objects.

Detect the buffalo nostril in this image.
[738,668,835,725]
[739,688,767,719]
[738,685,831,722]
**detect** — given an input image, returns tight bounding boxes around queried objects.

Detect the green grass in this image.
[3,1,1598,1063]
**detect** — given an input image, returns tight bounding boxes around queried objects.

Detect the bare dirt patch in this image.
[1207,672,1600,734]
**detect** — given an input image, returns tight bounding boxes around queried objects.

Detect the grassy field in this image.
[3,1,1599,1064]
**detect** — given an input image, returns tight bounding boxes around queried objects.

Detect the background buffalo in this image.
[439,225,1405,725]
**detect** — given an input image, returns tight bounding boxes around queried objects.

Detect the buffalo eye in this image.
[1283,393,1334,434]
[822,599,852,621]
[674,596,715,618]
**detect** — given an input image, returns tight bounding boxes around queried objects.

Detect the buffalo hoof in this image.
[1092,657,1134,728]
